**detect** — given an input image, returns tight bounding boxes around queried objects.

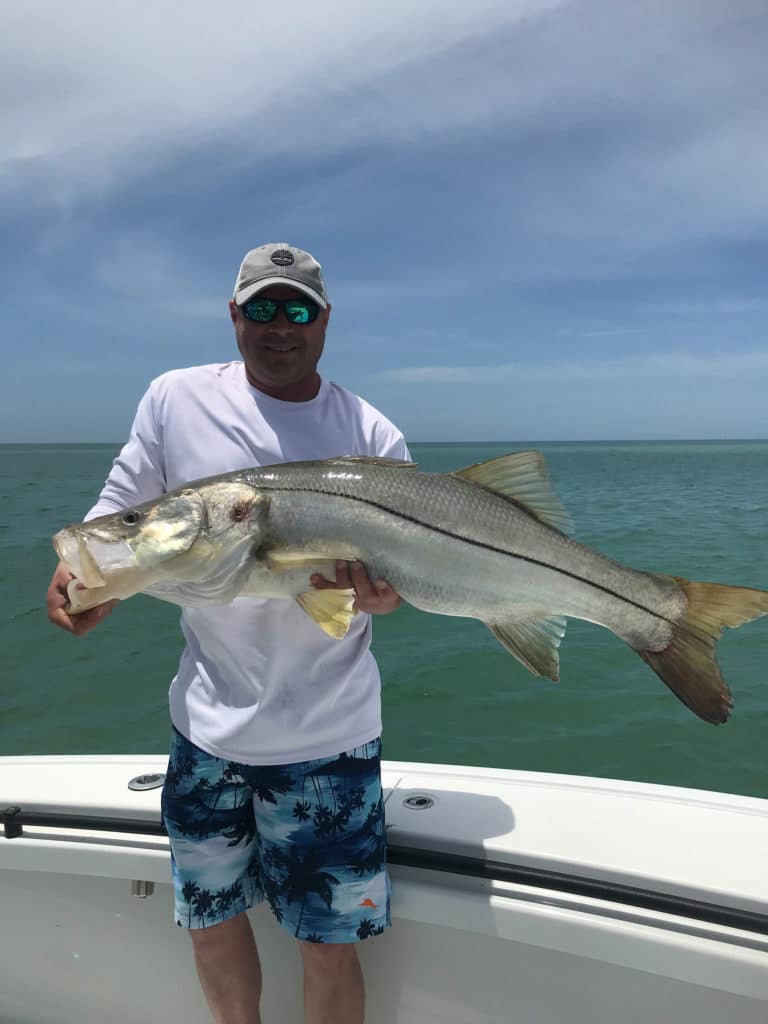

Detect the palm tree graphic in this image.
[278,847,340,938]
[293,799,312,822]
[168,743,197,787]
[200,763,244,824]
[182,879,200,928]
[193,888,214,927]
[213,882,243,919]
[356,918,377,940]
[241,765,294,805]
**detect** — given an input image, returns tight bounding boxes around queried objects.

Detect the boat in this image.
[2,754,767,1022]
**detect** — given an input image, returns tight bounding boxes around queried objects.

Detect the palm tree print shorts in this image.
[161,727,390,943]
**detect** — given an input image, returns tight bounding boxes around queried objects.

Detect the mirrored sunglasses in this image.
[241,297,320,325]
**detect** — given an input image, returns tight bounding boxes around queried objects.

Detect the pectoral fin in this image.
[487,615,567,680]
[296,589,357,639]
[266,552,340,575]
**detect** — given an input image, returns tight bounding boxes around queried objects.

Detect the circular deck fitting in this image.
[403,794,435,810]
[128,773,166,791]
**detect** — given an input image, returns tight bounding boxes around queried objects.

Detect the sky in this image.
[1,0,767,442]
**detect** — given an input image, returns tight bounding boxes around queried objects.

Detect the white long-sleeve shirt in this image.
[86,361,409,764]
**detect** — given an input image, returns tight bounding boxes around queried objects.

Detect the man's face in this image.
[229,284,331,400]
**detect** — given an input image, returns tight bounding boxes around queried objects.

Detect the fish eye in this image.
[230,501,250,522]
[122,511,142,526]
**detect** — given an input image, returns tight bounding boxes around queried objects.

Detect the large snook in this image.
[53,452,768,724]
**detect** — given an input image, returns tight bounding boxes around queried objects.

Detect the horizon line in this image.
[2,437,768,447]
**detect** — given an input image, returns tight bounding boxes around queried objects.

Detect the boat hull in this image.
[2,756,767,1023]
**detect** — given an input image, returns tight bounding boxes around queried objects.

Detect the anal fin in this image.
[487,615,567,681]
[296,589,357,639]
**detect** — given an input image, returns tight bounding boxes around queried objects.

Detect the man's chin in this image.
[243,365,320,400]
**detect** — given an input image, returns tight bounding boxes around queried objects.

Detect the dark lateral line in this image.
[263,485,677,628]
[4,808,765,938]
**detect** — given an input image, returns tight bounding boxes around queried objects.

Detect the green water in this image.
[2,441,767,798]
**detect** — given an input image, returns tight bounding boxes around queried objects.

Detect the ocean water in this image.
[1,441,767,798]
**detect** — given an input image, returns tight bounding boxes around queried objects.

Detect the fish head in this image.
[53,489,207,590]
[53,481,267,598]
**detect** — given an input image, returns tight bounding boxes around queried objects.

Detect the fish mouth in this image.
[54,529,139,589]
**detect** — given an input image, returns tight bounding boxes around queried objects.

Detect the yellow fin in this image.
[296,589,357,639]
[266,552,339,572]
[638,576,768,724]
[487,615,567,680]
[453,452,574,536]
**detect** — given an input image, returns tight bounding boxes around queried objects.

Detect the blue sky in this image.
[2,0,767,442]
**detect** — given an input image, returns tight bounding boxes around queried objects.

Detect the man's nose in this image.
[270,308,296,330]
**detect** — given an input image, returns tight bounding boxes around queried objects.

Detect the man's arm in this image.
[83,382,167,521]
[46,382,167,635]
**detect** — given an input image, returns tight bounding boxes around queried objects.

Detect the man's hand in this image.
[46,561,120,637]
[311,560,403,615]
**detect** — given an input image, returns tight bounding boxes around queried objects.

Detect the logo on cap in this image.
[270,249,294,266]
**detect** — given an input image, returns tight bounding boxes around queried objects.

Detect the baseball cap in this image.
[233,243,328,308]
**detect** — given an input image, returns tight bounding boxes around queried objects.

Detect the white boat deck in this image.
[1,756,767,1023]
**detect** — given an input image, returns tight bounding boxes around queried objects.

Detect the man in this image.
[46,243,409,1024]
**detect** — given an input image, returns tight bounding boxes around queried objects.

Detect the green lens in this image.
[244,299,277,322]
[243,298,319,324]
[285,301,315,324]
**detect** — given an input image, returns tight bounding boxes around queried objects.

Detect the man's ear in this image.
[228,299,238,324]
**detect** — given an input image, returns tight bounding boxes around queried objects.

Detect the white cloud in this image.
[5,0,767,248]
[379,350,768,384]
[0,0,561,203]
[4,0,768,300]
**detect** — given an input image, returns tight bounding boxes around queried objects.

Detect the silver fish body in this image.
[53,453,768,723]
[252,460,685,652]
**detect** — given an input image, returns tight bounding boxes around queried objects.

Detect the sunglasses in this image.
[241,297,320,325]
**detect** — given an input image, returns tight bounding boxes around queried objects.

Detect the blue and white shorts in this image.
[161,728,390,943]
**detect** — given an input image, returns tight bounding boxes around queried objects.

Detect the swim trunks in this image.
[161,727,390,943]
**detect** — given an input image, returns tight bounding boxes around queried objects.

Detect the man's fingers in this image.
[308,561,402,613]
[48,606,77,634]
[47,571,75,629]
[350,560,375,601]
[310,561,353,591]
[310,573,340,590]
[69,600,120,637]
[46,558,120,636]
[335,561,352,589]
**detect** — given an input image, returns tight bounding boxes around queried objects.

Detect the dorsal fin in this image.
[452,451,574,536]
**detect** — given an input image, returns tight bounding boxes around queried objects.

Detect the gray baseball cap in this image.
[233,243,328,308]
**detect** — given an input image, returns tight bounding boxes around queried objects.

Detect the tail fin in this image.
[639,579,768,724]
